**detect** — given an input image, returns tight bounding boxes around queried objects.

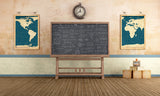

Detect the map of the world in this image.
[121,15,145,49]
[15,15,39,49]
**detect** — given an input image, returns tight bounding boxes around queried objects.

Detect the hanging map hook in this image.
[17,11,21,14]
[33,12,37,14]
[123,11,126,14]
[139,11,142,14]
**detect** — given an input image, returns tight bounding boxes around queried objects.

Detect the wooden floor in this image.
[0,77,160,96]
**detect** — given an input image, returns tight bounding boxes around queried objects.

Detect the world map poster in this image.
[121,15,145,49]
[14,15,39,49]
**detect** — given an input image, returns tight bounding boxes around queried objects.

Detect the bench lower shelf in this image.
[55,57,104,79]
[59,67,101,69]
[58,72,102,76]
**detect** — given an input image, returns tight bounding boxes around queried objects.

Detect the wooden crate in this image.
[142,70,151,79]
[130,66,138,71]
[137,66,144,70]
[123,70,132,78]
[133,70,142,79]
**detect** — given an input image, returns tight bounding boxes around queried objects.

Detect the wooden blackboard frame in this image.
[50,22,109,57]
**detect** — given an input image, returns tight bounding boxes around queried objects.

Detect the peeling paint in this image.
[0,46,5,54]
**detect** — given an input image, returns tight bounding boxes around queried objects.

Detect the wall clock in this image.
[73,3,86,19]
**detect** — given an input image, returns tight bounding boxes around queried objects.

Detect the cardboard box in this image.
[133,70,142,79]
[142,70,151,79]
[123,70,132,78]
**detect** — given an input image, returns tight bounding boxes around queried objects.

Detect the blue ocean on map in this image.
[122,16,144,46]
[16,16,38,47]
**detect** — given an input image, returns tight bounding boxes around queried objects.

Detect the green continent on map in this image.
[15,16,38,47]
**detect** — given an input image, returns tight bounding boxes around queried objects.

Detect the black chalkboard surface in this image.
[51,22,109,57]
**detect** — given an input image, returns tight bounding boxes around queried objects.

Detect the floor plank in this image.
[0,77,160,96]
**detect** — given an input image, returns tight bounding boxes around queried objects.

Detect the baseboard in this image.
[104,74,123,77]
[151,74,160,77]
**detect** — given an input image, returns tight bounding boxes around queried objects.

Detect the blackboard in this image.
[51,22,109,57]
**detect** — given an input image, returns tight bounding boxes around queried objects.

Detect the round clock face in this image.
[73,5,86,19]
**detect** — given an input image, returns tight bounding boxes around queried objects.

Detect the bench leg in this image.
[56,57,59,79]
[55,75,59,79]
[101,75,104,79]
[101,57,104,79]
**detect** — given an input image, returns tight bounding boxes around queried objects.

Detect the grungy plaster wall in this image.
[0,0,160,55]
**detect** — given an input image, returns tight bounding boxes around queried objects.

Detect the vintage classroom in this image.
[0,0,160,96]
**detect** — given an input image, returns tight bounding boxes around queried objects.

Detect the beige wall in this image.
[0,58,159,75]
[0,0,160,55]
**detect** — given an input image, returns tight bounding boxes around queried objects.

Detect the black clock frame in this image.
[73,3,86,19]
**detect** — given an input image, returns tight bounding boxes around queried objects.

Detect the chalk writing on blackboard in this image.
[51,23,109,56]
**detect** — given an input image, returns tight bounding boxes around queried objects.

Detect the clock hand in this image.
[76,9,81,14]
[77,9,81,13]
[76,11,80,14]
